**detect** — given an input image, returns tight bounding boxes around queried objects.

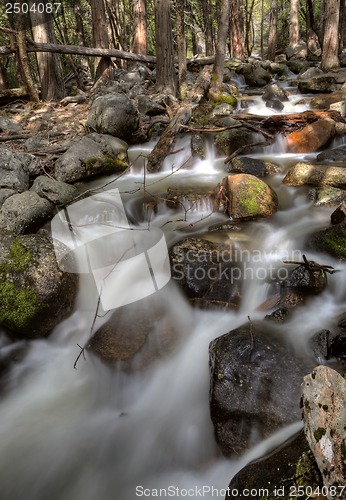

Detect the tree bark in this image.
[176,0,187,99]
[154,0,176,94]
[17,14,39,102]
[289,0,300,47]
[340,0,345,52]
[29,0,65,100]
[230,0,245,58]
[267,0,278,60]
[90,0,112,81]
[321,0,340,71]
[211,0,230,93]
[132,0,147,54]
[201,0,214,55]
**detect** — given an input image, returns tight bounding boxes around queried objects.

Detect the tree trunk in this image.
[154,0,176,94]
[0,61,9,91]
[211,0,230,92]
[321,0,340,71]
[29,0,65,100]
[340,0,345,52]
[132,0,147,54]
[17,13,39,102]
[201,0,214,55]
[289,0,300,47]
[176,0,187,99]
[267,0,278,60]
[230,0,245,58]
[91,0,112,81]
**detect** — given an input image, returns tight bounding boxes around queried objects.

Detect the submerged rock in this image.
[0,233,77,338]
[209,322,314,456]
[212,174,278,220]
[286,119,335,153]
[316,145,346,162]
[302,366,346,495]
[227,430,322,499]
[88,292,179,370]
[54,133,129,183]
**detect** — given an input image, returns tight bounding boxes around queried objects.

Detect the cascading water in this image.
[0,95,345,500]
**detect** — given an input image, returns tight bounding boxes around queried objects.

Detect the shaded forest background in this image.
[0,0,345,101]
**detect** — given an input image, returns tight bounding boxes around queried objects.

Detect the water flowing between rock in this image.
[0,95,346,500]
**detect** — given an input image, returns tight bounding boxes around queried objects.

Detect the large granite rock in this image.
[0,191,55,234]
[286,119,335,153]
[54,133,129,183]
[0,233,78,338]
[302,366,346,498]
[209,322,314,456]
[283,163,346,189]
[86,93,139,140]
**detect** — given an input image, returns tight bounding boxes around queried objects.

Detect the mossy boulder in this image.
[0,233,78,338]
[308,222,346,260]
[214,127,256,156]
[212,174,278,220]
[208,90,237,109]
[283,163,346,189]
[54,133,129,183]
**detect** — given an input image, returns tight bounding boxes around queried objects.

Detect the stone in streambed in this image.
[298,76,338,93]
[309,186,346,207]
[227,156,280,177]
[209,322,315,456]
[331,202,346,224]
[317,145,346,162]
[212,174,278,220]
[214,127,255,156]
[283,163,346,189]
[226,430,322,499]
[286,119,335,153]
[302,366,346,493]
[0,233,77,338]
[30,176,79,206]
[308,221,346,260]
[310,90,345,110]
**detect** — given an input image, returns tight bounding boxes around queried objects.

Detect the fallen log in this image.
[147,66,212,173]
[0,40,215,68]
[262,110,345,135]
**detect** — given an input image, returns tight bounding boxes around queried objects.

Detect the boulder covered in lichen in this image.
[0,233,78,338]
[302,366,346,495]
[212,174,278,220]
[54,133,129,183]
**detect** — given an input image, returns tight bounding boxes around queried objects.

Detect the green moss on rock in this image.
[0,281,42,330]
[209,90,238,108]
[85,152,129,176]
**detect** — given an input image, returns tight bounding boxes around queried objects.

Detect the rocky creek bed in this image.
[0,52,346,500]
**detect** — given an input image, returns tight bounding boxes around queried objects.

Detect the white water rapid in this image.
[0,98,345,500]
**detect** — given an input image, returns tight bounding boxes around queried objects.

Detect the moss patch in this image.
[85,152,129,176]
[322,229,346,259]
[0,281,42,330]
[209,90,238,108]
[239,177,268,216]
[0,239,33,272]
[314,427,326,442]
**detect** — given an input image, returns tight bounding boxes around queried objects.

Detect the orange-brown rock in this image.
[286,119,335,153]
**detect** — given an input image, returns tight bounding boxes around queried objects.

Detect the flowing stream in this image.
[1,94,346,500]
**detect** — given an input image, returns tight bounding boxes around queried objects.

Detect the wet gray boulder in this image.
[0,233,78,338]
[214,127,256,156]
[227,156,280,177]
[0,189,15,208]
[243,64,272,87]
[287,58,310,74]
[331,202,346,224]
[0,148,30,192]
[317,145,346,162]
[265,98,284,111]
[209,322,314,456]
[262,83,289,103]
[169,237,242,309]
[309,186,346,207]
[54,133,129,183]
[30,176,79,206]
[308,221,346,260]
[283,163,346,189]
[0,191,54,234]
[86,93,139,140]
